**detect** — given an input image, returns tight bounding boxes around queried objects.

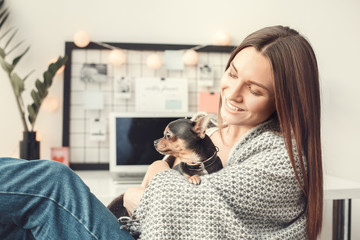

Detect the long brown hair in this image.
[220,26,323,239]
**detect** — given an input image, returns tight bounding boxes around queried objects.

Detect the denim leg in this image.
[0,157,135,240]
[0,223,35,240]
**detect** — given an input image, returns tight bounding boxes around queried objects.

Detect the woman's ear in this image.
[191,115,211,139]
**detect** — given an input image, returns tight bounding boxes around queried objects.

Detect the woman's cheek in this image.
[247,97,267,113]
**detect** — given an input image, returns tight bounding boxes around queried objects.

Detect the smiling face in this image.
[220,47,276,130]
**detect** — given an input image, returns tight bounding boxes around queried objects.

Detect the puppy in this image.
[154,115,223,184]
[107,115,222,218]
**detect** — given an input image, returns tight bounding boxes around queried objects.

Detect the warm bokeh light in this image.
[146,53,163,69]
[36,132,41,141]
[108,49,126,66]
[183,49,199,66]
[43,96,59,112]
[74,30,90,48]
[215,31,231,46]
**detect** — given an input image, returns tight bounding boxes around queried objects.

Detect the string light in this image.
[43,96,59,112]
[183,49,199,66]
[72,30,232,68]
[215,31,231,46]
[146,53,163,69]
[74,30,90,48]
[108,49,126,66]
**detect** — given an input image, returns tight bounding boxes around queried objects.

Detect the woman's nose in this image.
[227,80,244,102]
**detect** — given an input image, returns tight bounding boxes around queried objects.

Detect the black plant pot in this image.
[20,131,40,160]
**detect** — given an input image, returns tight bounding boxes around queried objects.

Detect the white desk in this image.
[76,171,360,240]
[324,175,360,200]
[76,171,140,205]
[323,175,360,240]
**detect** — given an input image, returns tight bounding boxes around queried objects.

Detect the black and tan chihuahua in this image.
[154,116,223,184]
[107,115,223,218]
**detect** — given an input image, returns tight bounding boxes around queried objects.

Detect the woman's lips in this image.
[225,99,243,112]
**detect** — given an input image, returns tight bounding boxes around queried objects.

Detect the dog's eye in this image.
[165,132,172,139]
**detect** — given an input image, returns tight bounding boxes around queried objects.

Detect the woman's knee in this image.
[32,160,91,202]
[33,160,81,187]
[38,160,72,176]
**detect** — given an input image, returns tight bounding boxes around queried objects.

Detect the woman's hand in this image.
[123,187,145,216]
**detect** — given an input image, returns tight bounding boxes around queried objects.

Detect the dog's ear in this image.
[191,115,211,139]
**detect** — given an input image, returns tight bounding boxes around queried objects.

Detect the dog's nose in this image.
[154,139,158,146]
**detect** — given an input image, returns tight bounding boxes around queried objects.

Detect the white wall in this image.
[1,0,359,238]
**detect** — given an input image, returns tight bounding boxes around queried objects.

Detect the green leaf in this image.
[42,91,48,99]
[10,73,25,97]
[59,55,68,66]
[0,11,9,29]
[35,79,45,98]
[31,90,41,107]
[43,71,52,86]
[35,79,43,89]
[48,63,57,75]
[0,26,14,41]
[0,56,13,72]
[27,104,37,124]
[23,69,35,82]
[6,40,24,56]
[0,47,5,58]
[4,28,18,50]
[27,55,68,129]
[43,55,68,82]
[0,8,8,22]
[12,46,30,67]
[52,55,68,71]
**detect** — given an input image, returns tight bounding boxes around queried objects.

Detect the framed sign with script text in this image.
[135,77,188,112]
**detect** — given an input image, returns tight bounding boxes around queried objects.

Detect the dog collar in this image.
[185,147,219,171]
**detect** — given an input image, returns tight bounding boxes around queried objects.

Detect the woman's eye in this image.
[248,85,262,96]
[228,71,237,79]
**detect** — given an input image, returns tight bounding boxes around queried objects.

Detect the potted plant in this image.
[0,0,68,159]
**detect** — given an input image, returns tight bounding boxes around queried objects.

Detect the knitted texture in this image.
[131,118,308,239]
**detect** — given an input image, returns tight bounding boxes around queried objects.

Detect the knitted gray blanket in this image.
[130,118,308,239]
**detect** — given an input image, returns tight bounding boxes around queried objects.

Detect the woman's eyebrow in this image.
[231,62,238,72]
[248,80,271,93]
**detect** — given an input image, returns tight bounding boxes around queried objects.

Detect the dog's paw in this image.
[188,175,201,185]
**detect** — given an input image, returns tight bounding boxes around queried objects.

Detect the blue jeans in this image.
[0,157,135,240]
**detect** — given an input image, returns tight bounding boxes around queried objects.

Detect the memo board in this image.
[62,42,235,170]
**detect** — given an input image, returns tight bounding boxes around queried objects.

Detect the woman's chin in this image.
[221,107,242,124]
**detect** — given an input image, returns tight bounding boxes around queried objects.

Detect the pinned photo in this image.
[80,63,108,83]
[114,76,132,99]
[89,118,106,142]
[198,64,214,87]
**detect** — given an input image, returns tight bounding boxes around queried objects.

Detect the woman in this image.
[0,25,322,240]
[123,25,323,240]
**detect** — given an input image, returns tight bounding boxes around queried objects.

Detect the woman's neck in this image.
[222,125,252,147]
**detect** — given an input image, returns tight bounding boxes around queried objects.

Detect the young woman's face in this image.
[220,47,276,129]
